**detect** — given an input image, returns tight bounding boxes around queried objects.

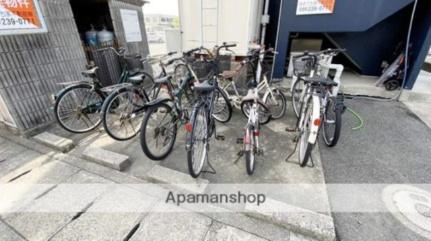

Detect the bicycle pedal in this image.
[285,127,296,132]
[236,138,244,144]
[293,136,299,143]
[216,135,225,141]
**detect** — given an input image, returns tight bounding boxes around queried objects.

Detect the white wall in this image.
[179,0,262,55]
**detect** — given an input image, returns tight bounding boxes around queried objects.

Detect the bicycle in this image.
[292,49,346,167]
[185,43,237,178]
[220,46,286,120]
[100,51,179,141]
[54,47,149,134]
[139,47,232,161]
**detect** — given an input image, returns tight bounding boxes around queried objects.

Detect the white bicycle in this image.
[291,49,346,166]
[220,47,286,119]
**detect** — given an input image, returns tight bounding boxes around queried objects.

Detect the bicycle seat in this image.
[303,76,338,87]
[219,70,237,80]
[81,67,98,78]
[128,74,144,85]
[154,76,171,84]
[193,81,216,93]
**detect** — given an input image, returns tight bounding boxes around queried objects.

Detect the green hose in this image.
[346,107,364,130]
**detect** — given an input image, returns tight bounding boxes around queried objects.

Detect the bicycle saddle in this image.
[81,67,98,78]
[193,81,216,93]
[219,70,237,80]
[128,74,145,85]
[154,76,171,84]
[303,76,338,87]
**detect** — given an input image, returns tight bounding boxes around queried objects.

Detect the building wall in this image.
[0,0,87,131]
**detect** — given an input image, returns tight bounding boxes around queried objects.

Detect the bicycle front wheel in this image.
[241,100,271,125]
[292,80,305,118]
[322,97,342,147]
[244,126,256,175]
[102,88,146,141]
[140,103,177,160]
[298,97,313,167]
[55,84,104,133]
[187,105,208,178]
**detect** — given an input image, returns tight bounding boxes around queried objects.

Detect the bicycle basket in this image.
[124,55,143,73]
[292,56,313,76]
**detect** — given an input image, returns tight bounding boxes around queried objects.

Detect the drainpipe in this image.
[260,0,270,45]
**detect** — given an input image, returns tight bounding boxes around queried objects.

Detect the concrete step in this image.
[33,132,74,153]
[245,198,336,241]
[145,165,209,193]
[82,147,130,171]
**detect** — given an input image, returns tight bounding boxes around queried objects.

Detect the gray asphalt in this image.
[319,98,431,241]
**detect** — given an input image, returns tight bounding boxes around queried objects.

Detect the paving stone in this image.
[204,221,268,241]
[207,212,291,241]
[0,153,54,184]
[129,203,212,241]
[145,165,209,193]
[0,220,24,241]
[33,132,74,152]
[245,198,335,241]
[55,153,146,184]
[10,160,80,184]
[4,171,113,241]
[82,147,130,171]
[289,232,318,241]
[0,150,43,179]
[0,141,27,161]
[50,187,157,241]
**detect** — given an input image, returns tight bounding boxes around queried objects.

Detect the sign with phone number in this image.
[0,0,47,35]
[296,0,336,15]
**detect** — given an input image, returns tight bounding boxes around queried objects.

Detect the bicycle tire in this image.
[298,97,314,167]
[241,100,271,125]
[54,84,104,133]
[245,126,256,175]
[322,97,342,147]
[187,105,208,178]
[140,103,177,160]
[291,80,304,118]
[212,87,233,123]
[264,88,287,119]
[102,87,146,141]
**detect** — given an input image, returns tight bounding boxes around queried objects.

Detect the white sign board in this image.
[120,9,142,43]
[0,0,47,35]
[296,0,335,15]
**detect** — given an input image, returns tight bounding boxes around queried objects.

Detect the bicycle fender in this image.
[308,95,320,144]
[54,82,94,100]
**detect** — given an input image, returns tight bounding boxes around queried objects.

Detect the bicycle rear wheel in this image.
[322,97,342,147]
[140,103,177,160]
[187,105,208,178]
[298,97,313,167]
[212,87,233,123]
[102,88,146,141]
[55,84,104,133]
[292,80,305,118]
[264,89,286,119]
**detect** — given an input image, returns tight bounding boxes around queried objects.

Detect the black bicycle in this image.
[140,47,232,161]
[186,43,236,178]
[54,47,149,134]
[100,52,178,141]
